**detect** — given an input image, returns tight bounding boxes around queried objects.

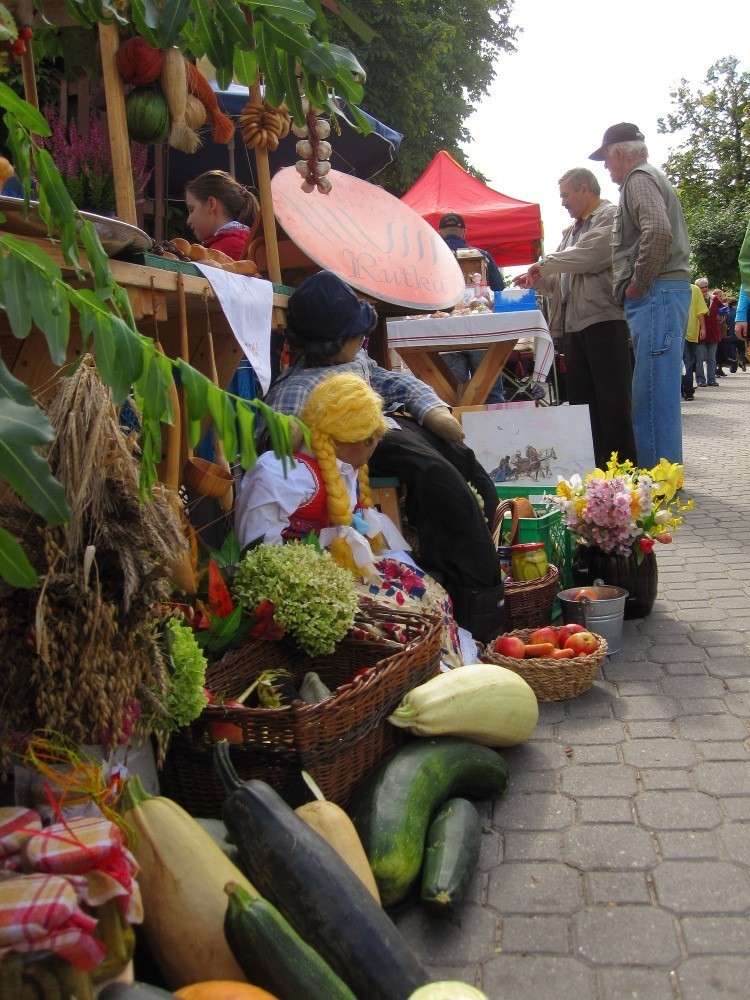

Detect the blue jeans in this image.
[696,341,718,385]
[625,280,691,467]
[441,349,506,403]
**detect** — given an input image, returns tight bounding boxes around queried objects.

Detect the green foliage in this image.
[232,542,358,655]
[658,56,750,287]
[328,0,517,194]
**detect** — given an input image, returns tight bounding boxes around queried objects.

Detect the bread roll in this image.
[203,247,234,265]
[188,244,208,261]
[171,237,191,255]
[223,259,259,276]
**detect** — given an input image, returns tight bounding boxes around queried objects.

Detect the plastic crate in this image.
[495,484,575,618]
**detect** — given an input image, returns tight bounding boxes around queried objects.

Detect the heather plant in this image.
[39,105,150,214]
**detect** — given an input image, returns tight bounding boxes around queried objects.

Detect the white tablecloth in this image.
[386,309,554,381]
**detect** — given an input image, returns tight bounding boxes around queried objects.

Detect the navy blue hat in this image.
[287,271,376,344]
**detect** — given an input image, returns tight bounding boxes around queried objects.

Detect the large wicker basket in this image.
[482,627,607,701]
[160,608,442,816]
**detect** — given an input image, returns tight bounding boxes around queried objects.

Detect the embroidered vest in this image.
[280,454,364,541]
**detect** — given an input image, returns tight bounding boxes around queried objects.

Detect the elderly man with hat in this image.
[261,270,505,642]
[590,123,691,467]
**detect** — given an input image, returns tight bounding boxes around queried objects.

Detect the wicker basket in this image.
[493,499,559,629]
[482,627,608,701]
[160,609,442,816]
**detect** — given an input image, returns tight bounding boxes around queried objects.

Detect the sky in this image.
[462,0,749,276]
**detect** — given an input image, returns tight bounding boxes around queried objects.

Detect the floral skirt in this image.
[350,558,462,668]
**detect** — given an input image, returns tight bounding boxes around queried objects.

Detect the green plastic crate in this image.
[495,484,575,618]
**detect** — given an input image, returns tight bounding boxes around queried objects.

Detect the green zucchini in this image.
[224,882,356,1000]
[347,737,508,907]
[420,798,482,916]
[218,767,430,1000]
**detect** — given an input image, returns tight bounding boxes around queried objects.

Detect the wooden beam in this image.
[98,20,137,225]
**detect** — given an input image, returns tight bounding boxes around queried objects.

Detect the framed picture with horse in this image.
[459,403,596,488]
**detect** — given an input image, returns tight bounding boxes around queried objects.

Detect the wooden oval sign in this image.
[271,168,465,310]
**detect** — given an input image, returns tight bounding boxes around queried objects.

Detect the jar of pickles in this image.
[511,542,548,582]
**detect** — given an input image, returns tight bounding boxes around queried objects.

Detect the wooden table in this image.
[385,310,554,407]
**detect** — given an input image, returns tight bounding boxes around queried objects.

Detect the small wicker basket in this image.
[159,607,441,816]
[493,499,559,629]
[482,628,607,701]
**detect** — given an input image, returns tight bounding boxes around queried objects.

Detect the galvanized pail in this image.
[557,583,628,654]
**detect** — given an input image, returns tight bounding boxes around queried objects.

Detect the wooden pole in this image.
[249,77,282,285]
[98,20,137,225]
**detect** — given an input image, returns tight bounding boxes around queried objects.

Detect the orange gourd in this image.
[175,984,279,1000]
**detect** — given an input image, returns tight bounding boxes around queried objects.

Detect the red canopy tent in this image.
[401,151,543,268]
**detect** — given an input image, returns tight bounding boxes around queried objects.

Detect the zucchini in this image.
[218,773,430,1000]
[299,671,332,704]
[224,882,356,1000]
[347,737,508,907]
[420,798,481,916]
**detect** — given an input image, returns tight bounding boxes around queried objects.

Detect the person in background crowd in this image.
[513,167,637,466]
[590,123,691,466]
[185,170,259,260]
[726,296,745,372]
[737,220,750,355]
[714,288,730,377]
[694,278,710,386]
[702,288,726,386]
[437,212,508,403]
[681,282,709,400]
[261,271,505,642]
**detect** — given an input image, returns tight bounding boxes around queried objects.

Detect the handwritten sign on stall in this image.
[271,168,466,310]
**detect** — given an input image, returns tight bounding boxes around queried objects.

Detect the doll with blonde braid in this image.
[236,373,464,666]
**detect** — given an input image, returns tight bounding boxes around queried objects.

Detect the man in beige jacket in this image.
[514,167,637,467]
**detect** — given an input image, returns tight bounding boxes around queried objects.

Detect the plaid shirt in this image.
[623,172,674,293]
[264,351,444,426]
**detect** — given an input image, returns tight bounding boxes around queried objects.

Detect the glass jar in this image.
[511,542,548,582]
[497,545,513,581]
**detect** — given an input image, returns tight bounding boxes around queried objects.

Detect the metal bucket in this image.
[557,583,628,654]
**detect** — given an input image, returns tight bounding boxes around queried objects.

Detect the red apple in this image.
[529,626,559,648]
[493,635,526,658]
[564,631,599,656]
[524,642,556,658]
[207,699,246,744]
[556,623,587,646]
[550,648,575,659]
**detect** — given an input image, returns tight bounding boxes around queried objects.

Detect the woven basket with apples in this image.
[482,625,607,701]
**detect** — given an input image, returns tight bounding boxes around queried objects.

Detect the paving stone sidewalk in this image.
[395,374,750,1000]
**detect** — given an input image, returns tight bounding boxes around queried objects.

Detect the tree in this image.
[658,56,750,288]
[329,0,517,194]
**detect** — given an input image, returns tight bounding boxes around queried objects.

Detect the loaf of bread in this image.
[203,247,234,265]
[171,237,191,255]
[187,244,208,261]
[223,259,259,276]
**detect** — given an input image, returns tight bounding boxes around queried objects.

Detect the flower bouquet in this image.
[553,455,693,619]
[553,455,692,561]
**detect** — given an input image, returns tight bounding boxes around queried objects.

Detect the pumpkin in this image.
[125,87,170,144]
[175,984,279,1000]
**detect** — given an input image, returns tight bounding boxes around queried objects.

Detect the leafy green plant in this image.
[0,83,299,588]
[232,542,358,656]
[159,618,210,729]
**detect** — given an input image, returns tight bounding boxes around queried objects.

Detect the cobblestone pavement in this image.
[395,374,750,1000]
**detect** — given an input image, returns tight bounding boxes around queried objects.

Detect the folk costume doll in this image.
[236,373,463,666]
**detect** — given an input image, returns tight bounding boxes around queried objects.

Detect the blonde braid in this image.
[310,427,360,573]
[358,463,387,555]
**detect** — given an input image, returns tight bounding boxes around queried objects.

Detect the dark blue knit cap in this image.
[287,271,376,343]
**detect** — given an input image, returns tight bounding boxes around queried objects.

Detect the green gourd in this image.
[125,87,170,144]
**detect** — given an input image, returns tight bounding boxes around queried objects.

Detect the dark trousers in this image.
[562,320,638,468]
[369,415,499,591]
[682,340,698,397]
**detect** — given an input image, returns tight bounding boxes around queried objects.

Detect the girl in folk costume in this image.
[184,170,260,260]
[235,373,463,666]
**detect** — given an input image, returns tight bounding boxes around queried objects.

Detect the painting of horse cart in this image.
[461,404,596,487]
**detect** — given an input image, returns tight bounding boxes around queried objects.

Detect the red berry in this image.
[10,39,26,56]
[20,27,33,41]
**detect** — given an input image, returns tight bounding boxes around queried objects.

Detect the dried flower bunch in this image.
[553,454,693,560]
[38,105,151,214]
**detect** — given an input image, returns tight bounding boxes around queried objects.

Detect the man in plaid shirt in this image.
[262,271,505,642]
[590,123,691,468]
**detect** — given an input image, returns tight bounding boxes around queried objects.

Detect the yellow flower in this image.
[556,481,572,499]
[650,458,683,502]
[574,498,587,518]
